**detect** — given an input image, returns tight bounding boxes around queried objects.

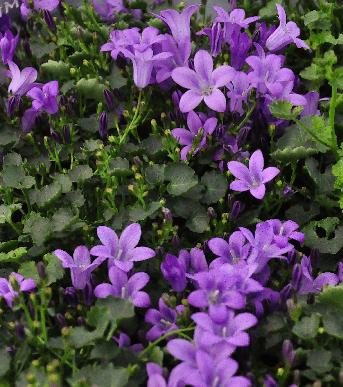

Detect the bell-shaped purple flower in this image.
[172,111,217,160]
[0,273,36,308]
[54,246,105,290]
[230,30,252,70]
[267,219,304,248]
[7,61,38,97]
[226,71,252,116]
[172,50,235,112]
[227,150,280,199]
[90,223,155,272]
[0,30,19,65]
[161,253,187,292]
[197,22,224,57]
[266,4,310,52]
[94,266,150,308]
[27,80,59,114]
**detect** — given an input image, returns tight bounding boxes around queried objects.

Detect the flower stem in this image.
[119,90,143,145]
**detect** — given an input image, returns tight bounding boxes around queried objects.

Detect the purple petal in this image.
[130,246,155,262]
[97,226,119,248]
[90,245,112,258]
[127,272,150,293]
[212,65,235,87]
[94,283,114,298]
[119,223,141,250]
[171,128,193,145]
[249,184,266,199]
[261,167,280,183]
[203,89,226,112]
[73,246,91,266]
[227,161,251,182]
[54,249,75,268]
[132,291,150,307]
[179,90,203,113]
[208,238,230,257]
[194,50,213,83]
[230,180,250,192]
[167,339,195,363]
[188,289,208,308]
[249,150,264,176]
[19,278,36,292]
[171,67,200,90]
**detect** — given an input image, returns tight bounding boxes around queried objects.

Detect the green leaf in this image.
[302,217,343,254]
[317,284,343,314]
[53,174,72,193]
[307,349,332,374]
[186,207,209,233]
[269,100,303,120]
[0,127,20,146]
[43,253,64,285]
[69,165,93,182]
[321,309,343,339]
[304,10,319,26]
[107,64,126,89]
[76,78,106,101]
[0,247,27,263]
[23,213,52,246]
[95,297,135,323]
[299,115,332,149]
[285,202,320,226]
[292,314,320,339]
[0,348,10,377]
[78,115,99,133]
[2,165,35,189]
[30,42,57,59]
[165,164,198,196]
[109,157,131,176]
[128,201,161,222]
[0,204,22,224]
[304,158,335,194]
[69,364,129,387]
[51,208,77,232]
[41,60,70,80]
[201,171,227,204]
[145,164,165,186]
[31,182,62,209]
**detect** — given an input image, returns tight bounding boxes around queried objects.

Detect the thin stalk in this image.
[119,91,143,145]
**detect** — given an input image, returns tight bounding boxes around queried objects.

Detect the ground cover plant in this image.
[0,0,343,385]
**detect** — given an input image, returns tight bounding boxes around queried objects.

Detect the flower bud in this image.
[36,261,46,279]
[162,207,172,222]
[207,207,216,219]
[103,89,115,111]
[282,339,295,366]
[43,10,55,31]
[63,125,71,144]
[50,128,62,144]
[291,264,301,291]
[230,201,241,220]
[56,313,67,328]
[99,112,108,139]
[7,95,18,118]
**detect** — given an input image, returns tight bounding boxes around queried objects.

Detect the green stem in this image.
[329,83,338,152]
[139,326,194,360]
[233,101,256,134]
[119,91,143,145]
[20,296,34,332]
[39,289,48,343]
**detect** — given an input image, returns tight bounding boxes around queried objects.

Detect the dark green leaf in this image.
[201,171,227,204]
[292,314,320,339]
[165,164,198,196]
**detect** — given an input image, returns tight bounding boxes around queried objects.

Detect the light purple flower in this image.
[172,50,235,112]
[300,91,320,116]
[94,266,150,307]
[90,224,155,272]
[161,253,186,292]
[146,363,167,387]
[0,31,19,65]
[192,310,257,349]
[172,111,217,160]
[208,231,251,267]
[21,107,40,133]
[7,61,38,96]
[227,150,280,199]
[34,0,60,11]
[267,219,304,248]
[101,28,140,59]
[197,22,224,57]
[154,5,199,46]
[266,4,310,52]
[145,298,181,341]
[27,80,59,114]
[266,81,307,107]
[246,48,294,94]
[178,247,208,277]
[114,332,143,352]
[93,0,126,21]
[229,30,252,70]
[0,273,36,308]
[54,246,105,290]
[226,71,252,115]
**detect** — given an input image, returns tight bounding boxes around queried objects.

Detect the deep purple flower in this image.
[27,81,59,114]
[145,298,180,341]
[7,61,38,97]
[90,224,155,272]
[104,89,115,110]
[161,253,186,292]
[226,71,252,115]
[298,256,338,295]
[197,22,224,57]
[114,332,143,352]
[0,30,19,65]
[266,4,310,52]
[282,339,296,366]
[178,248,208,277]
[246,48,294,95]
[43,10,56,32]
[0,16,11,34]
[254,22,276,47]
[301,91,320,116]
[208,231,250,267]
[94,266,150,307]
[172,50,235,112]
[267,219,304,248]
[192,310,257,349]
[230,30,252,70]
[21,108,40,133]
[54,246,105,290]
[99,111,108,138]
[0,273,36,308]
[227,150,280,199]
[154,5,199,46]
[172,111,217,160]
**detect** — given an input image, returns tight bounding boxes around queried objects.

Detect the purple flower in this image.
[266,4,310,52]
[178,248,208,277]
[239,222,293,272]
[192,310,257,349]
[123,48,172,89]
[21,108,40,133]
[161,253,186,292]
[227,150,280,199]
[172,50,235,112]
[0,30,19,65]
[188,268,246,323]
[93,0,125,21]
[34,0,60,11]
[146,363,167,387]
[298,256,338,295]
[246,48,294,95]
[154,5,199,46]
[197,22,224,57]
[266,81,307,107]
[54,246,105,290]
[172,111,217,160]
[208,231,250,267]
[301,91,320,116]
[0,273,36,308]
[7,61,38,97]
[90,224,155,272]
[101,28,140,59]
[145,298,180,341]
[94,266,150,307]
[114,332,143,352]
[226,71,252,115]
[27,81,59,114]
[230,30,252,70]
[214,6,259,42]
[267,219,304,248]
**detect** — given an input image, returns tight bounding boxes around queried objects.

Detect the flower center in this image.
[209,289,220,304]
[212,376,220,387]
[121,286,126,298]
[161,319,172,327]
[202,86,213,96]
